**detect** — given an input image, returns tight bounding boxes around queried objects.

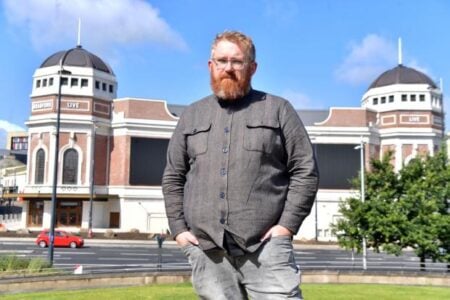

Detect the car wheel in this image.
[69,241,77,248]
[38,241,47,248]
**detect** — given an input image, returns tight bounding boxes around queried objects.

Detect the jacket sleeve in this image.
[277,100,319,234]
[162,113,190,238]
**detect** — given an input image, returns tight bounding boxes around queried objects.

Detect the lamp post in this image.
[48,49,74,266]
[88,122,97,238]
[355,137,368,270]
[312,143,319,242]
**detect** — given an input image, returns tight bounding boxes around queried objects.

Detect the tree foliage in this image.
[332,147,450,270]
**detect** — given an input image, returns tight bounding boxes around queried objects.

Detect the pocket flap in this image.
[246,119,279,129]
[183,123,212,135]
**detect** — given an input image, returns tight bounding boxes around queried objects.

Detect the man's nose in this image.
[224,61,234,71]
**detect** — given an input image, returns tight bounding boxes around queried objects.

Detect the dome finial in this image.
[77,17,81,47]
[398,37,402,66]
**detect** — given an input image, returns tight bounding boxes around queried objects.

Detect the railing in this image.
[0,212,22,227]
[0,186,18,194]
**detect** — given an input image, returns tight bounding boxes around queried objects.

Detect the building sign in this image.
[67,102,79,109]
[400,114,428,125]
[62,99,90,112]
[31,100,53,112]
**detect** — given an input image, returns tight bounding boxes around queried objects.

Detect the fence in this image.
[0,206,22,229]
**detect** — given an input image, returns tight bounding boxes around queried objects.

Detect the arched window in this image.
[35,149,45,184]
[63,149,78,184]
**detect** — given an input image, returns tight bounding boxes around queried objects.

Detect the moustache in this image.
[220,73,238,81]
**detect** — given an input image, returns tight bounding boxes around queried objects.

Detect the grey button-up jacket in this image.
[162,89,319,252]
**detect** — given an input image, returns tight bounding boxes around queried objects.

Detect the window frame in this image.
[62,149,79,185]
[35,149,45,184]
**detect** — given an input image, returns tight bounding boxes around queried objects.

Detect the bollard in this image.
[156,233,166,271]
[156,234,165,249]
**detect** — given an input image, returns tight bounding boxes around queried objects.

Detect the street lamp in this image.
[355,137,368,270]
[88,122,97,238]
[48,48,74,266]
[312,143,319,242]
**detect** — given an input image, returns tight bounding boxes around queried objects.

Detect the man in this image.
[162,31,319,299]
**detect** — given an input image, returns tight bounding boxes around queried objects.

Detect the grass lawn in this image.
[1,283,449,299]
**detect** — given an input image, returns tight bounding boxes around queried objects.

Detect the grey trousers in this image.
[182,236,302,300]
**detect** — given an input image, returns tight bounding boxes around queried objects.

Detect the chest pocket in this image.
[183,123,211,157]
[243,119,282,154]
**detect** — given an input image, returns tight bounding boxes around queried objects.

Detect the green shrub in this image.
[27,258,51,273]
[0,255,53,275]
[0,255,29,272]
[0,255,9,271]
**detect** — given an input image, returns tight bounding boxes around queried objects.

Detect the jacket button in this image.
[219,218,225,224]
[192,128,197,133]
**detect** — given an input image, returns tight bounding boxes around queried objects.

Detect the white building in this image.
[10,45,444,241]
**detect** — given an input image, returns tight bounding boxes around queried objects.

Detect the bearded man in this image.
[162,31,319,300]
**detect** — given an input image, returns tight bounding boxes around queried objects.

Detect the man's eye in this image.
[217,59,228,64]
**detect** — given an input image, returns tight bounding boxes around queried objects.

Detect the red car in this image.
[36,229,84,248]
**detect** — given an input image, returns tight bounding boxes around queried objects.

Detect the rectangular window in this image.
[95,81,100,89]
[61,77,68,86]
[381,97,386,104]
[49,78,54,86]
[315,144,360,189]
[81,79,88,87]
[389,95,394,103]
[401,94,407,102]
[373,98,378,105]
[419,94,425,101]
[42,79,47,87]
[70,78,78,87]
[130,138,169,185]
[11,136,28,151]
[109,84,114,93]
[36,80,41,88]
[411,94,416,101]
[102,82,107,91]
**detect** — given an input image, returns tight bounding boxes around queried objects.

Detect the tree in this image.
[333,148,450,271]
[333,152,405,254]
[399,148,450,271]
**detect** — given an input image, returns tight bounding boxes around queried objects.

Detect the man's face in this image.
[209,40,257,100]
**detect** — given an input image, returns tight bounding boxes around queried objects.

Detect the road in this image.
[0,239,447,275]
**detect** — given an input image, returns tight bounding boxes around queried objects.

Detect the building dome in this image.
[40,45,114,75]
[368,65,436,90]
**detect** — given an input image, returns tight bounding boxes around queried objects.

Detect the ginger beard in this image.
[210,66,253,101]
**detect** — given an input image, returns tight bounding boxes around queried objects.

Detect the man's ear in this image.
[250,62,258,76]
[208,60,213,72]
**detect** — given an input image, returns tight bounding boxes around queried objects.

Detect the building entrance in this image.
[27,200,44,226]
[57,200,82,227]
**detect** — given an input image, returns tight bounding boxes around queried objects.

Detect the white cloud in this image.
[408,59,432,79]
[3,0,187,52]
[335,34,396,85]
[335,34,436,87]
[0,120,26,132]
[281,90,324,109]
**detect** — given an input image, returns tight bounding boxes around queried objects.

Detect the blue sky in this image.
[1,0,450,140]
